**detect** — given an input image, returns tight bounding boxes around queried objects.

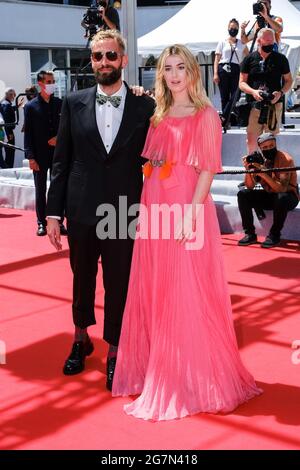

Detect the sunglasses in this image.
[91,51,120,62]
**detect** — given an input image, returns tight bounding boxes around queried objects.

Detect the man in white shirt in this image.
[46,30,155,390]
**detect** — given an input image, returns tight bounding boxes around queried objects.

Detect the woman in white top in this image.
[214,19,248,126]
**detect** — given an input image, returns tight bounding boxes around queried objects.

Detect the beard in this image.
[95,65,122,86]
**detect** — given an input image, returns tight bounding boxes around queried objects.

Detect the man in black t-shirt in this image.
[239,28,292,153]
[82,0,120,38]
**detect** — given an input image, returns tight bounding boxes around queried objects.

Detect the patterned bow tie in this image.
[96,93,122,108]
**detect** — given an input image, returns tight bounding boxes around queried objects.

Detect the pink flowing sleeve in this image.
[141,123,157,159]
[186,106,223,174]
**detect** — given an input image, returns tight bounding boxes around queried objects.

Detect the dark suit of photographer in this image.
[239,28,292,153]
[237,133,299,248]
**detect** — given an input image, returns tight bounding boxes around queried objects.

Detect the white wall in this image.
[0,50,31,167]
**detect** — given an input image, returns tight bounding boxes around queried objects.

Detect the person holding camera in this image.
[241,1,283,51]
[239,28,292,154]
[81,0,120,39]
[237,133,299,248]
[214,19,249,126]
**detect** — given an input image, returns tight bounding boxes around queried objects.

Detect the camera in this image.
[246,151,265,168]
[252,2,267,29]
[252,2,264,15]
[256,90,274,125]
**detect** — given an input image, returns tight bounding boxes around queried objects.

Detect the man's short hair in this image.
[257,132,276,145]
[90,29,126,54]
[37,70,54,83]
[257,28,276,41]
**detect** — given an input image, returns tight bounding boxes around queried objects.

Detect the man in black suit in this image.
[1,88,17,168]
[46,30,155,390]
[24,71,67,236]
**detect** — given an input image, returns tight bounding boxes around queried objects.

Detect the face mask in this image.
[261,44,274,53]
[229,28,238,37]
[44,84,56,96]
[262,147,277,161]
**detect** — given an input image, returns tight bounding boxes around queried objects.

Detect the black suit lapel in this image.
[108,85,139,158]
[79,85,108,159]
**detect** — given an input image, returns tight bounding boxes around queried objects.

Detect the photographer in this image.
[237,133,299,248]
[241,0,283,51]
[214,19,249,126]
[239,28,292,153]
[81,0,120,39]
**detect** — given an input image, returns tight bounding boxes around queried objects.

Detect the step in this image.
[212,193,300,241]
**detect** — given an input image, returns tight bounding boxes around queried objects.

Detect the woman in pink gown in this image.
[112,44,262,421]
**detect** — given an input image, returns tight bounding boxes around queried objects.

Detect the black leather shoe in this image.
[106,356,117,391]
[238,234,257,246]
[60,224,68,236]
[37,224,47,236]
[261,235,280,248]
[63,337,94,375]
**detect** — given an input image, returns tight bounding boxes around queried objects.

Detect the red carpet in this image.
[0,208,300,450]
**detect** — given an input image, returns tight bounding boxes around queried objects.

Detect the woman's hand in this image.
[213,74,220,85]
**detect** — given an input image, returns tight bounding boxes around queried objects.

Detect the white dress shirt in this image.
[96,82,127,153]
[48,82,127,220]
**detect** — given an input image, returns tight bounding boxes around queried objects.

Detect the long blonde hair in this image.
[151,44,211,127]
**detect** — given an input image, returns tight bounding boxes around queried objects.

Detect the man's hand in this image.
[130,85,146,96]
[251,162,268,178]
[47,218,62,251]
[252,89,264,102]
[48,136,57,147]
[29,159,40,171]
[271,91,282,105]
[242,156,252,169]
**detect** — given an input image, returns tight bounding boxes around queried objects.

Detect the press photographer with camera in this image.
[214,19,249,126]
[81,0,120,39]
[241,0,283,51]
[237,133,299,248]
[239,28,292,153]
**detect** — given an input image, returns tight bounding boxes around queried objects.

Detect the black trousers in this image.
[4,132,15,168]
[237,189,299,237]
[33,166,52,226]
[67,219,135,346]
[218,63,240,122]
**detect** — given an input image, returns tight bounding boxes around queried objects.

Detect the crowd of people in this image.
[0,0,299,422]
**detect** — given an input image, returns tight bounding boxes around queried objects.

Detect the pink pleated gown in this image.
[112,106,262,421]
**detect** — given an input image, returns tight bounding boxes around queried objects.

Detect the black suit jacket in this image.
[0,99,16,137]
[24,94,62,169]
[46,84,155,225]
